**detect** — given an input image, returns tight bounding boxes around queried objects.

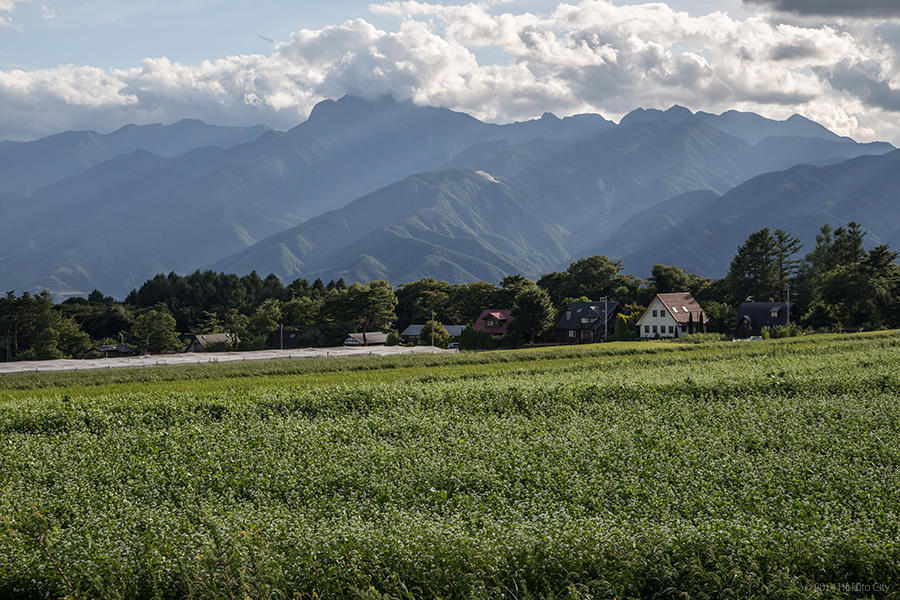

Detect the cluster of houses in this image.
[381,294,796,347]
[94,294,799,356]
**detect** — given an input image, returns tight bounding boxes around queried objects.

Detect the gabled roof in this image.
[474,309,512,334]
[640,293,704,325]
[401,324,467,337]
[555,301,621,330]
[189,333,237,347]
[344,332,389,345]
[476,309,511,322]
[737,302,795,327]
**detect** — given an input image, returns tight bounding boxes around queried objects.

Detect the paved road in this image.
[0,345,457,375]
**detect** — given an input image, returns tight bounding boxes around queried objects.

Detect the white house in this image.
[636,292,706,339]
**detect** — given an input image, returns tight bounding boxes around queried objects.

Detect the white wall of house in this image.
[637,297,679,338]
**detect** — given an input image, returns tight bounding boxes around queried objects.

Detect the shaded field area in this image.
[1,333,899,598]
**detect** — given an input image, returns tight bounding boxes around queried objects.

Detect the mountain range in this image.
[0,96,896,298]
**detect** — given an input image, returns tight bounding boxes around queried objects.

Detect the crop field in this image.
[1,333,898,599]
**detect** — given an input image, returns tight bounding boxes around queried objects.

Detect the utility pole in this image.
[431,309,435,347]
[600,296,608,342]
[280,323,284,350]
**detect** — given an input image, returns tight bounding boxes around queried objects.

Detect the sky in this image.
[1,0,900,142]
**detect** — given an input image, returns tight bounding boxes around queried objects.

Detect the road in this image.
[0,345,457,375]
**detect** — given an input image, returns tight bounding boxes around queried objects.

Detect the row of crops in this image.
[1,334,899,598]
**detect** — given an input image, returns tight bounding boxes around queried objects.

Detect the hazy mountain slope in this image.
[752,136,894,171]
[214,169,569,285]
[0,120,268,195]
[220,111,896,287]
[0,96,621,297]
[101,119,270,157]
[217,119,758,285]
[590,189,721,261]
[695,110,843,144]
[620,105,845,144]
[2,96,896,296]
[448,118,761,238]
[0,141,350,296]
[608,150,900,277]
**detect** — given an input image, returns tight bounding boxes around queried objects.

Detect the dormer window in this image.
[770,309,779,318]
[682,306,688,312]
[581,317,591,324]
[565,310,572,320]
[486,319,496,327]
[672,307,678,313]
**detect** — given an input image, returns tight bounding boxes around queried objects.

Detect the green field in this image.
[1,334,898,599]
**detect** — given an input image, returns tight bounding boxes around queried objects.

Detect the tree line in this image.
[2,222,898,360]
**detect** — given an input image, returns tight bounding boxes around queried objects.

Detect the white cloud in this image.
[1,0,900,142]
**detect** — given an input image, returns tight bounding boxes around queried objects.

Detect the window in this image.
[770,309,779,318]
[486,319,496,327]
[652,325,658,333]
[652,310,657,317]
[669,326,674,333]
[682,306,688,312]
[565,311,571,320]
[581,317,591,324]
[568,330,576,338]
[644,325,649,333]
[672,306,678,313]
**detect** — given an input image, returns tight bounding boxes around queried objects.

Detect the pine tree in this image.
[345,280,397,345]
[508,287,555,344]
[727,228,779,303]
[773,229,802,301]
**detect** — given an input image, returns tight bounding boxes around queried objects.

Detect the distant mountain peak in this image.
[620,105,696,127]
[666,105,694,117]
[307,94,404,120]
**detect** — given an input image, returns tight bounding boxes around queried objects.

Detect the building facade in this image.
[636,293,705,339]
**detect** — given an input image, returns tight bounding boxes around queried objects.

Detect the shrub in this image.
[459,327,495,350]
[770,323,806,338]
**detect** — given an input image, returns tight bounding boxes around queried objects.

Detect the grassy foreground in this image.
[1,334,898,599]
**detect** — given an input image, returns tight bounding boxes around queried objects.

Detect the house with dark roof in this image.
[735,302,799,338]
[473,309,512,337]
[554,300,622,344]
[400,324,467,344]
[635,293,705,339]
[185,333,239,352]
[91,344,136,358]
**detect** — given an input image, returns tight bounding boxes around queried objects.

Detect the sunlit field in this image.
[1,333,898,599]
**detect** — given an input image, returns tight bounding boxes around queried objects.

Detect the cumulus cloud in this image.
[744,0,900,18]
[1,0,900,142]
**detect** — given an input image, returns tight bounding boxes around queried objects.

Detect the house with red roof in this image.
[473,309,512,337]
[636,292,706,339]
